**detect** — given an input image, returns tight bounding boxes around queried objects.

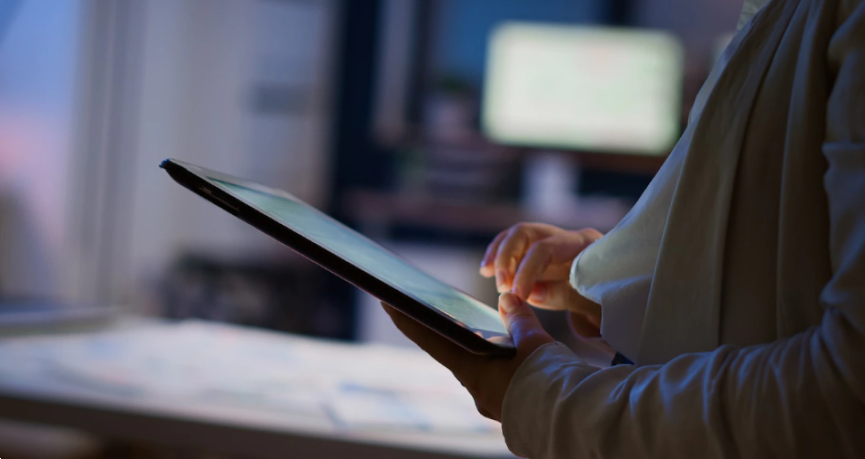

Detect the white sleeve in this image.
[500,3,865,457]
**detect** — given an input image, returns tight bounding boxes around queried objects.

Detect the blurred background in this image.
[0,0,743,456]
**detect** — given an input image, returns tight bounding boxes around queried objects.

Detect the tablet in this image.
[160,159,515,357]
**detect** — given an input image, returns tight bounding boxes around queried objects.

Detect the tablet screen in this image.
[211,179,509,339]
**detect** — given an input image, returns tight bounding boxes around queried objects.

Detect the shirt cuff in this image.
[501,342,599,459]
[569,249,587,295]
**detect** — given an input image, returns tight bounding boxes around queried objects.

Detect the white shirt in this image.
[501,0,865,457]
[570,0,771,361]
[738,0,772,29]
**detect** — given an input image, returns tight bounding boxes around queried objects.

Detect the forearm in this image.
[502,307,865,459]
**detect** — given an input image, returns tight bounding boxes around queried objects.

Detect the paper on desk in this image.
[328,390,498,434]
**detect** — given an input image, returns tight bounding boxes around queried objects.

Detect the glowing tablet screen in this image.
[212,179,507,338]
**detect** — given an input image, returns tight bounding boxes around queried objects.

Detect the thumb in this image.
[499,292,555,352]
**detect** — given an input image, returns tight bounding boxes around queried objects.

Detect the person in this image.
[383,0,865,457]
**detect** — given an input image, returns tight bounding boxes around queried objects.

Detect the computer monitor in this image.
[482,23,685,156]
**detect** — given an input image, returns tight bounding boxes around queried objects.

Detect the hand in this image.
[383,293,554,422]
[480,223,603,336]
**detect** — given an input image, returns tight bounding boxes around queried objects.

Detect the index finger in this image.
[494,226,534,292]
[480,230,508,277]
[512,231,599,300]
[511,241,553,300]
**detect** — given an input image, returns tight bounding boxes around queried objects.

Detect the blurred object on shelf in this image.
[159,253,351,339]
[396,139,521,205]
[519,151,638,226]
[522,151,580,220]
[388,74,522,206]
[422,74,477,144]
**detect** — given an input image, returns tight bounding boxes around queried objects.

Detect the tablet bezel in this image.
[160,159,516,357]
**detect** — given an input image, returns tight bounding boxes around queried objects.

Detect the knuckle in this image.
[512,222,538,238]
[526,241,552,260]
[534,238,554,251]
[551,232,575,244]
[527,239,543,253]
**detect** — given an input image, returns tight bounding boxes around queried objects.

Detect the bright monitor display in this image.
[483,23,685,155]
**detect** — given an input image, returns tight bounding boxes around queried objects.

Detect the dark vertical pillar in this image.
[604,0,633,25]
[405,0,435,125]
[328,0,384,216]
[325,0,384,340]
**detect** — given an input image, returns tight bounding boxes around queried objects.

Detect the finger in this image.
[498,293,554,352]
[509,230,602,299]
[494,260,570,288]
[480,230,508,277]
[511,241,553,301]
[524,281,578,310]
[494,226,533,292]
[582,227,605,241]
[535,263,573,282]
[527,281,603,323]
[546,230,603,263]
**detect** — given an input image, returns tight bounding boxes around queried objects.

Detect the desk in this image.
[0,318,513,459]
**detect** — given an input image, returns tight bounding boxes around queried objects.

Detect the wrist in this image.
[567,309,602,338]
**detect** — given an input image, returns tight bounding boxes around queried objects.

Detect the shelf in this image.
[376,128,669,175]
[342,189,630,237]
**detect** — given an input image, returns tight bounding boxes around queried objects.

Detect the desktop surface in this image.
[0,317,513,459]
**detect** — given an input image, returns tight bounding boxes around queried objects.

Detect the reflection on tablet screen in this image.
[213,180,508,338]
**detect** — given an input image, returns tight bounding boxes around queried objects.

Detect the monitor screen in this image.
[482,23,685,156]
